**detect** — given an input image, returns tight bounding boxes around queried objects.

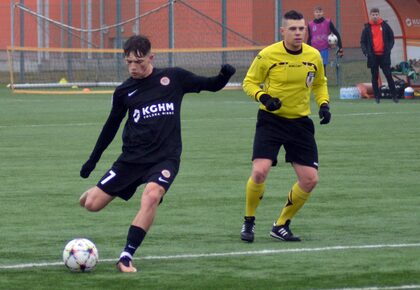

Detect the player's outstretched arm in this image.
[181,64,236,93]
[219,64,236,79]
[80,111,124,178]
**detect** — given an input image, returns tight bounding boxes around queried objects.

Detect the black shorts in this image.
[252,110,318,169]
[97,159,180,201]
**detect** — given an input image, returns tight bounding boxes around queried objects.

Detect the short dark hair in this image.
[314,5,323,11]
[370,7,380,13]
[123,35,151,58]
[284,10,304,21]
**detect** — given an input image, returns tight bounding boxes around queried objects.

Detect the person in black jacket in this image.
[78,35,236,272]
[361,7,398,103]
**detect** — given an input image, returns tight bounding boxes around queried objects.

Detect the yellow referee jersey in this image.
[243,41,329,119]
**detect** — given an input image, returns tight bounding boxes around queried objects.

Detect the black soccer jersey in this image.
[88,67,230,164]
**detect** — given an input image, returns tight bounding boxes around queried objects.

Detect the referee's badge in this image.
[160,77,170,86]
[306,72,315,88]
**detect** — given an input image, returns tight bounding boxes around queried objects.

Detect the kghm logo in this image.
[133,102,175,122]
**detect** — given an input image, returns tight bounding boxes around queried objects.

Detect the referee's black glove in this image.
[80,159,97,178]
[260,94,281,111]
[219,64,236,78]
[319,103,331,125]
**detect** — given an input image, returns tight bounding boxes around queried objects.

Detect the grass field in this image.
[0,86,419,290]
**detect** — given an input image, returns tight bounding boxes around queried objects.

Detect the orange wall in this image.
[1,0,370,50]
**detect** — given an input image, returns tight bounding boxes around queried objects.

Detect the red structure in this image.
[1,0,367,50]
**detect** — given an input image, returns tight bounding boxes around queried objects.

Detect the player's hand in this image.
[219,64,236,78]
[260,94,282,111]
[80,159,97,178]
[337,48,344,57]
[319,103,331,125]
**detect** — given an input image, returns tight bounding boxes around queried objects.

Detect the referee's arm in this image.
[312,59,330,106]
[243,55,269,102]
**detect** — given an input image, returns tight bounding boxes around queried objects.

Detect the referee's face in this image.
[281,19,306,51]
[125,52,154,79]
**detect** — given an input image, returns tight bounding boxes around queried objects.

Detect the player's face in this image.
[314,9,324,19]
[281,19,306,51]
[370,12,380,24]
[125,51,154,79]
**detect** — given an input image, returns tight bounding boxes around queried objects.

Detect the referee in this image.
[240,10,331,243]
[78,35,235,272]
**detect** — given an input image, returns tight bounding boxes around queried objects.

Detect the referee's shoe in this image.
[270,220,301,242]
[240,216,256,242]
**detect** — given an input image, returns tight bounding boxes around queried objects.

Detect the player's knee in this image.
[83,199,102,212]
[146,191,164,206]
[142,185,165,208]
[79,191,88,207]
[79,191,101,212]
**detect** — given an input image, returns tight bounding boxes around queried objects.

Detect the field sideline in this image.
[1,87,419,289]
[2,242,420,270]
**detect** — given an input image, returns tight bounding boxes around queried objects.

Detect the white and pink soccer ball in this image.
[328,33,338,47]
[62,238,98,272]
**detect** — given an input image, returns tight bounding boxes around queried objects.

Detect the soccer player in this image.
[360,7,397,103]
[240,10,330,243]
[307,5,343,75]
[79,35,235,272]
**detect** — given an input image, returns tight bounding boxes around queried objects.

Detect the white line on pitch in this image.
[1,242,420,270]
[327,285,420,290]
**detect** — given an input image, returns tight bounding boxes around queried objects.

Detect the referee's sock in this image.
[245,176,265,217]
[276,182,311,226]
[121,225,146,258]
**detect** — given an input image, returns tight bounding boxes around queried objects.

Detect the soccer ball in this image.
[328,33,338,47]
[63,238,99,272]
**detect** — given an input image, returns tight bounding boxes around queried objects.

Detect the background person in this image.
[307,5,344,75]
[360,7,398,103]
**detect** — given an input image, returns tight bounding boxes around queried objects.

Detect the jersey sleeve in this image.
[312,56,330,107]
[176,67,230,93]
[307,25,312,46]
[87,91,127,163]
[242,52,270,101]
[329,21,343,49]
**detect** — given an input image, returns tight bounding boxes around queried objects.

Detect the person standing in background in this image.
[307,5,344,75]
[361,7,398,103]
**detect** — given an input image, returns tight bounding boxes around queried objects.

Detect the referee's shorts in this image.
[252,110,319,169]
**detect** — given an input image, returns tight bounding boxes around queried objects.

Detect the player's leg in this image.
[79,186,115,212]
[117,160,178,272]
[117,182,165,273]
[320,49,329,76]
[133,182,166,230]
